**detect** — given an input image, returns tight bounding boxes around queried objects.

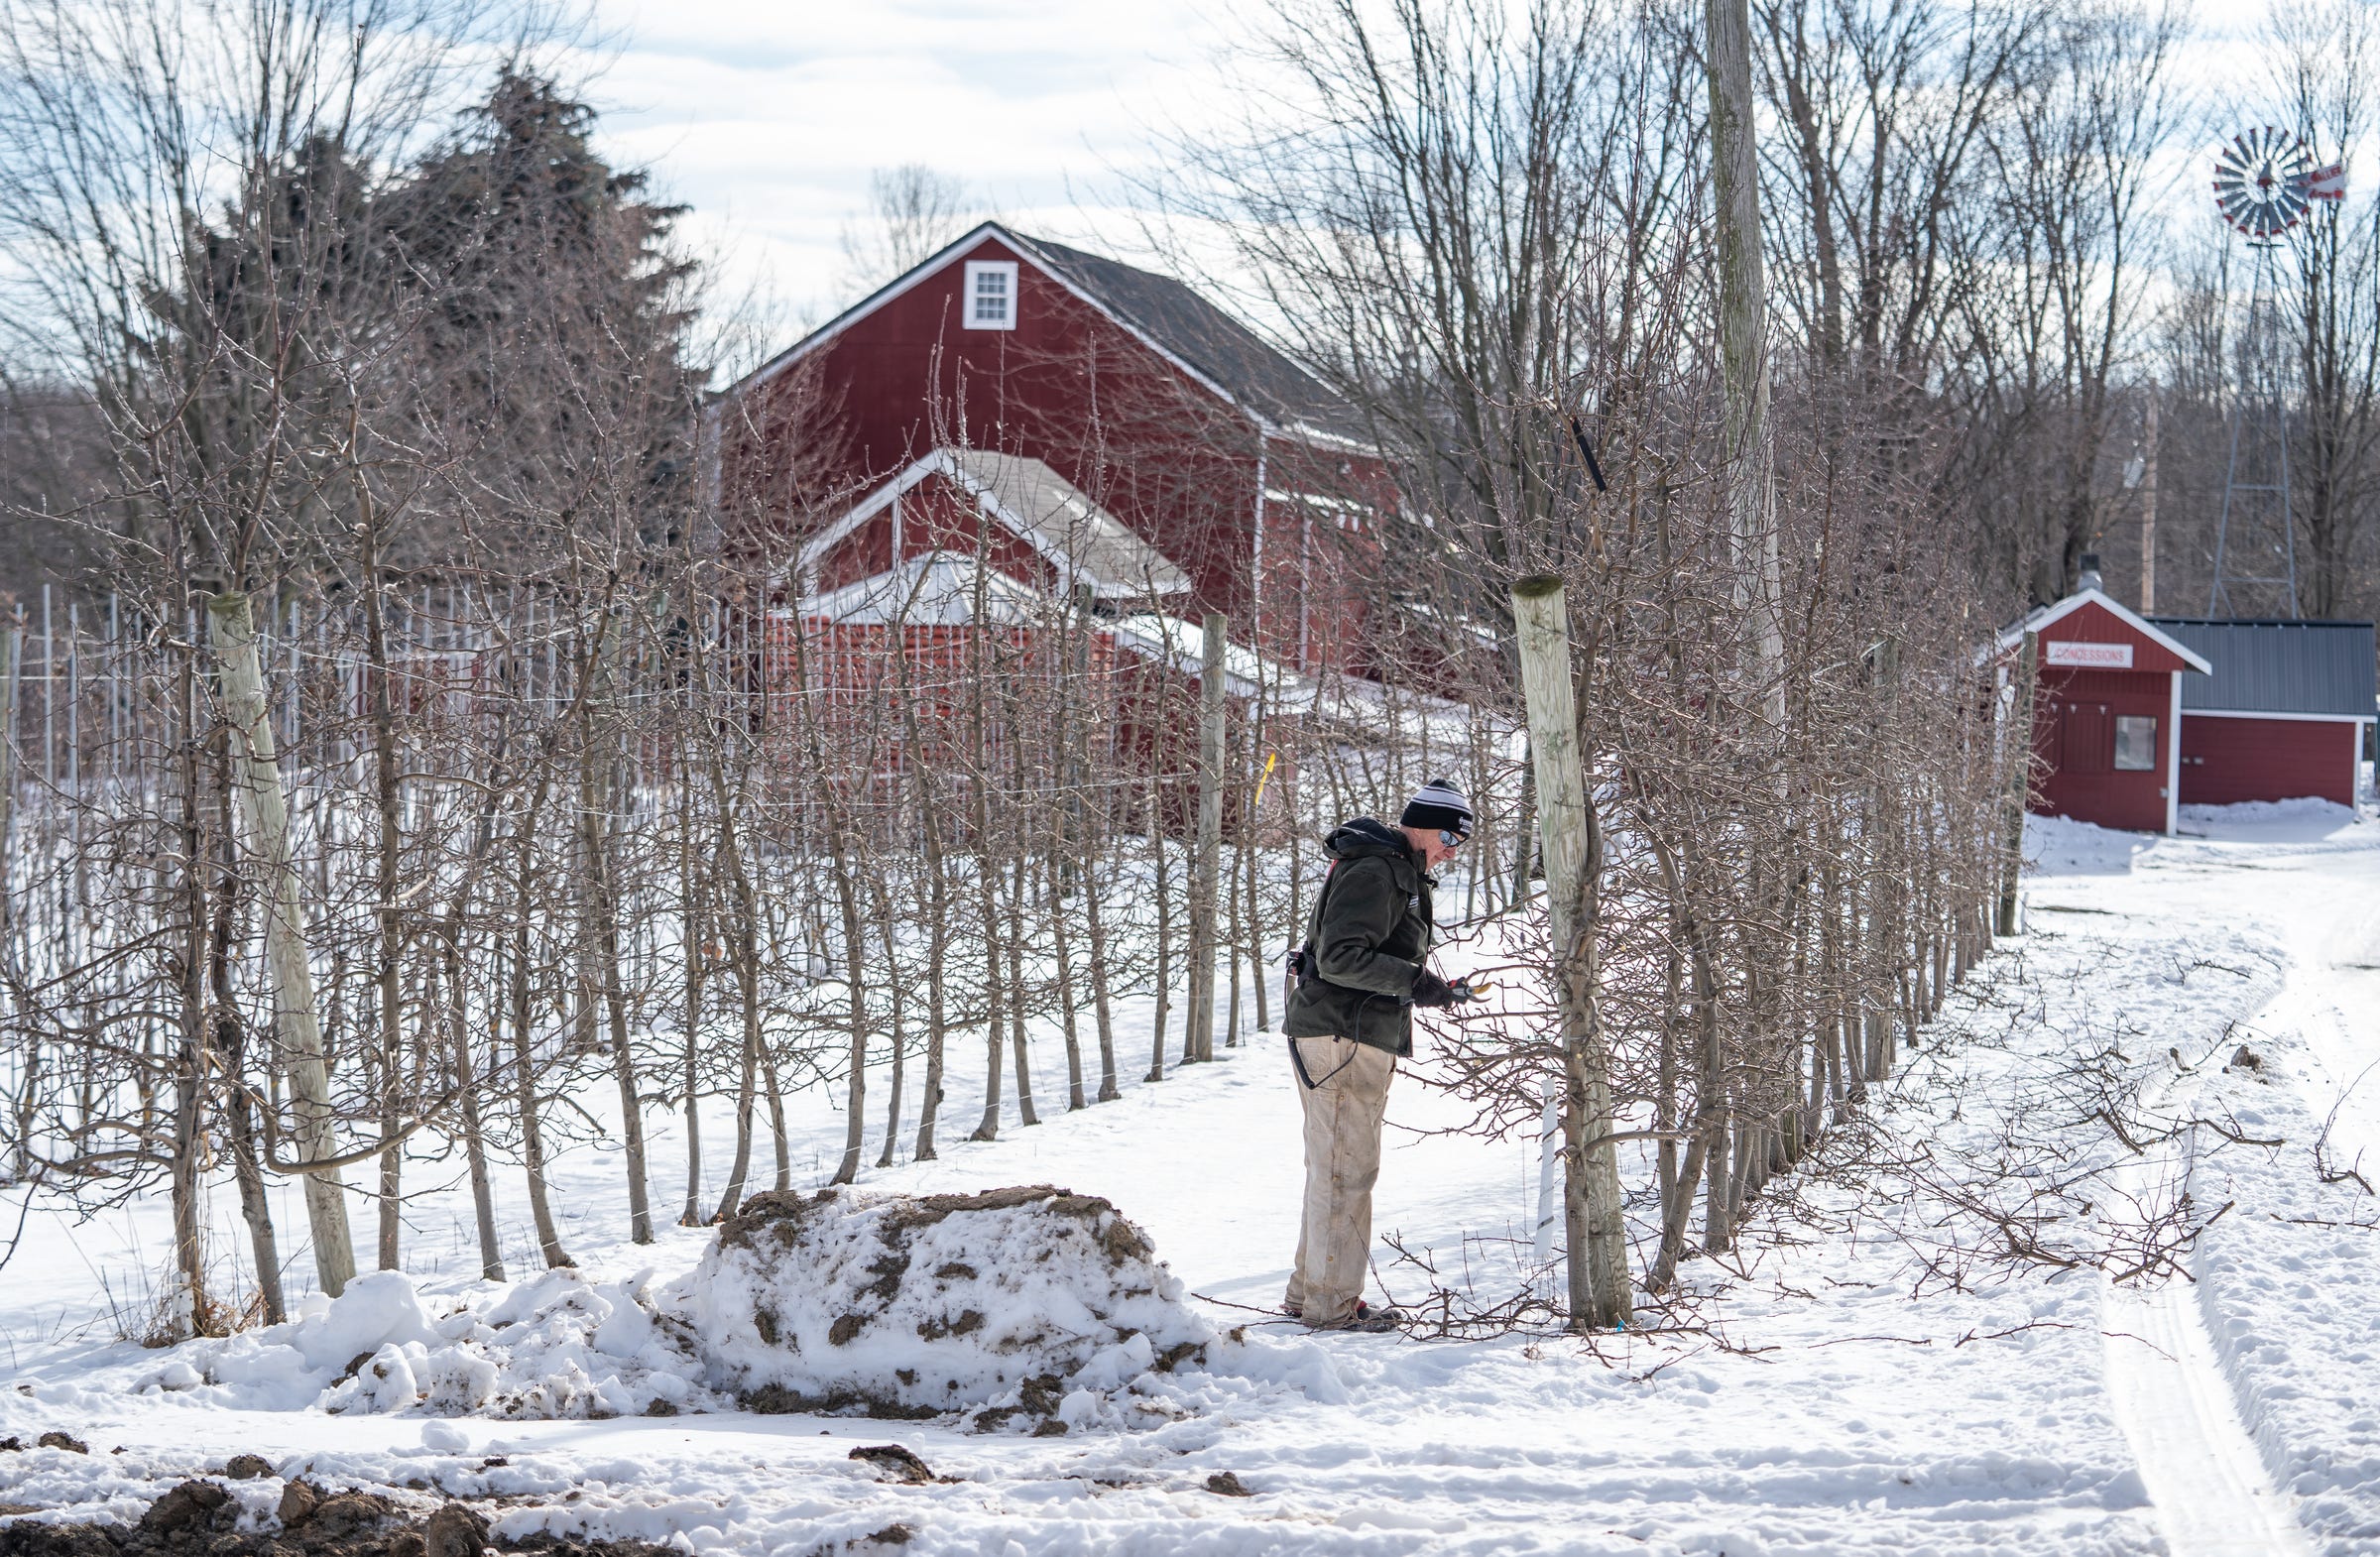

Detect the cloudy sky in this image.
[567,0,2315,359]
[575,0,1235,338]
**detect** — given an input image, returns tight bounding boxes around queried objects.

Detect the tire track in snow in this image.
[2102,1260,2312,1557]
[2097,897,2311,1557]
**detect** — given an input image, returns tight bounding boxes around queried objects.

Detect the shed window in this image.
[2114,714,2158,771]
[964,261,1017,330]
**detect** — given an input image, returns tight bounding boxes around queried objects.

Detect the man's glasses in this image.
[1439,828,1468,849]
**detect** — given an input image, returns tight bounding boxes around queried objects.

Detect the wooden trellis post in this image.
[1510,574,1632,1330]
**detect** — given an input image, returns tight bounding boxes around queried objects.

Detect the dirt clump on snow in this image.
[0,1480,678,1557]
[845,1445,935,1485]
[678,1184,1213,1432]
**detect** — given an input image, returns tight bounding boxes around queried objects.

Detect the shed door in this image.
[2060,701,2113,775]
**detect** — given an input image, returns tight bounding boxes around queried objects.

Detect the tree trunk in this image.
[874,869,907,1168]
[1706,0,1786,726]
[1183,614,1228,1063]
[510,843,573,1268]
[914,775,950,1161]
[444,938,505,1279]
[359,536,408,1274]
[1509,577,1631,1329]
[1085,849,1120,1102]
[1996,632,2037,936]
[205,592,354,1298]
[1050,852,1087,1109]
[678,776,706,1225]
[1004,855,1038,1126]
[1146,775,1171,1082]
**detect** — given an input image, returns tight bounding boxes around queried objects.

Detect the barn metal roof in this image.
[2145,617,2378,717]
[734,221,1368,451]
[1017,235,1368,445]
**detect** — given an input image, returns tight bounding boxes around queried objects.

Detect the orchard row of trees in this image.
[0,0,2352,1338]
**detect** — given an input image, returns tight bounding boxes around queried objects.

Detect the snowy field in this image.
[9,801,2380,1554]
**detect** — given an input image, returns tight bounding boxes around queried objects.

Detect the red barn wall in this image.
[2178,715,2359,806]
[734,234,1387,675]
[2030,664,2176,834]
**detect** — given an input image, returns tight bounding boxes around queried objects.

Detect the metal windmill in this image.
[2206,128,2318,617]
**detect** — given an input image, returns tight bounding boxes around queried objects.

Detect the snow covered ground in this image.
[8,802,2380,1554]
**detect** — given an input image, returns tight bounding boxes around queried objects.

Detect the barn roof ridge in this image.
[1997,587,2213,675]
[2147,614,2377,630]
[726,220,1367,451]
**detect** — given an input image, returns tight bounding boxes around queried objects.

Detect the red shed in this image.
[2146,617,2376,808]
[2001,588,2211,835]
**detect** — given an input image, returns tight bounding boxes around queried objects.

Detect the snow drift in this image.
[140,1265,711,1418]
[120,1184,1211,1434]
[677,1183,1214,1431]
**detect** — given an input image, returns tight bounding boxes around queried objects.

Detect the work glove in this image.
[1410,968,1459,1008]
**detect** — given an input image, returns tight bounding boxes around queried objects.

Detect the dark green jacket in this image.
[1283,818,1434,1056]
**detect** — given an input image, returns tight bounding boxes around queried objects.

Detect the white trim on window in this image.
[963,261,1018,330]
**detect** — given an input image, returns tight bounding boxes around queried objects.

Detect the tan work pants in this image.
[1284,1034,1397,1325]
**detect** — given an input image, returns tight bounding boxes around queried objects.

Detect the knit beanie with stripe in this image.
[1399,778,1474,839]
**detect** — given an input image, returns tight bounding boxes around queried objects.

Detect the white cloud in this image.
[576,0,1233,329]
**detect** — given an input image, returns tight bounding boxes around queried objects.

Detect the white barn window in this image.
[2114,714,2158,771]
[963,261,1018,330]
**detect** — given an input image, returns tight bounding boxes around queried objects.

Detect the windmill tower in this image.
[2206,128,2322,617]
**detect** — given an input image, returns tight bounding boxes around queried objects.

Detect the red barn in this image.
[2147,617,2376,808]
[719,221,1389,677]
[2002,587,2210,835]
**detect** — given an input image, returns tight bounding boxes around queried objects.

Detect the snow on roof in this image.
[941,449,1191,599]
[1105,613,1298,699]
[795,447,1190,603]
[1104,613,1474,745]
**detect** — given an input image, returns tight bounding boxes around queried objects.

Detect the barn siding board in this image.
[2178,715,2359,807]
[2031,666,2176,833]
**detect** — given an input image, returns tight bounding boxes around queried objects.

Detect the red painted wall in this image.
[2030,665,2174,833]
[2177,715,2359,806]
[732,234,1386,674]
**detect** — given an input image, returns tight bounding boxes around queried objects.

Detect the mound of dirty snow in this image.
[675,1184,1213,1432]
[100,1186,1210,1434]
[132,1267,716,1419]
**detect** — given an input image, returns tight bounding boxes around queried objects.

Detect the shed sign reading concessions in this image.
[2046,640,2133,669]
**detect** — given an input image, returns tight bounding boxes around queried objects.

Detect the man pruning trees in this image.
[1281,778,1486,1332]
